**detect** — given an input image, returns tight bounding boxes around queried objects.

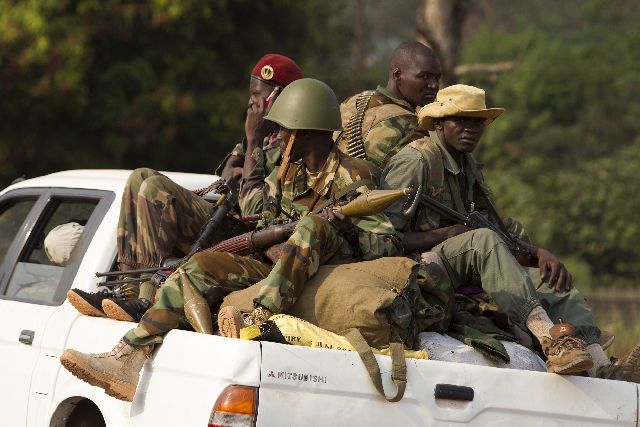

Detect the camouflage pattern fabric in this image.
[380,132,600,345]
[335,86,418,173]
[239,136,282,216]
[123,252,272,346]
[251,147,401,312]
[213,136,282,216]
[253,214,355,313]
[117,168,214,269]
[261,147,399,252]
[121,146,400,346]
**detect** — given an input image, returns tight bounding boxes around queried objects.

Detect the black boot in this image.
[102,298,153,322]
[67,288,113,317]
[67,284,138,317]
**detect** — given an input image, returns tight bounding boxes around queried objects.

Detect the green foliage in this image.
[461,0,640,286]
[0,0,357,181]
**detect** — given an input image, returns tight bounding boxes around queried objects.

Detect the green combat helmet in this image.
[264,78,342,131]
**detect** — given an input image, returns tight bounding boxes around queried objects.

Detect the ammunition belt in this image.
[344,90,375,160]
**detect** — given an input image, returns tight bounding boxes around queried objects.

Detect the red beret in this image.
[251,54,303,87]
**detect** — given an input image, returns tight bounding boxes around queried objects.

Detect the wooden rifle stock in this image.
[207,222,298,256]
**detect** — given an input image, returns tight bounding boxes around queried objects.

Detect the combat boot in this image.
[67,284,137,317]
[602,343,640,383]
[60,340,153,402]
[218,305,273,339]
[102,298,153,322]
[541,335,593,374]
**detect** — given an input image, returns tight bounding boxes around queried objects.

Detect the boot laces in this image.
[251,306,273,326]
[112,283,138,300]
[550,336,585,356]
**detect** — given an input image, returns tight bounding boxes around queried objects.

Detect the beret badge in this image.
[261,65,274,80]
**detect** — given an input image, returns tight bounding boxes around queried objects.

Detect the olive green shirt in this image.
[381,131,528,241]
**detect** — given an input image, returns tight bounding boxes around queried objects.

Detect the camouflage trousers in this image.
[433,228,600,345]
[123,215,353,346]
[117,167,214,269]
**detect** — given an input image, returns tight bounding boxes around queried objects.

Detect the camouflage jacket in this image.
[335,85,418,174]
[260,146,401,259]
[381,130,528,241]
[214,136,282,216]
[238,135,282,215]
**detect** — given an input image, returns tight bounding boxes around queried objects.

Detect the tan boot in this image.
[60,340,153,402]
[602,343,640,383]
[541,335,593,375]
[218,305,273,338]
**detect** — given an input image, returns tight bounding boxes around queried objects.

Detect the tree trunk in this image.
[416,0,473,85]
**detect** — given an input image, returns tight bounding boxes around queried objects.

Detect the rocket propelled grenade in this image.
[334,187,411,217]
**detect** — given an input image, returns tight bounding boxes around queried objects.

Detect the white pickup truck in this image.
[1,169,638,427]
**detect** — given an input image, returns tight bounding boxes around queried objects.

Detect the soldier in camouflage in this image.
[381,84,640,381]
[335,41,441,176]
[65,54,302,323]
[59,78,401,402]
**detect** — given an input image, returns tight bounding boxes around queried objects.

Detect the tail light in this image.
[208,385,258,427]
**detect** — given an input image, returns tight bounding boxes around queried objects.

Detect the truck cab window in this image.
[5,199,98,304]
[0,199,37,264]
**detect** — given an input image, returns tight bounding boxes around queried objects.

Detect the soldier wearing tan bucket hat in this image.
[417,84,504,131]
[380,84,640,381]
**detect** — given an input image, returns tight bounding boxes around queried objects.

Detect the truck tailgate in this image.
[258,341,639,426]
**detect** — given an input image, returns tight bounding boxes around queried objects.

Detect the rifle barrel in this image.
[98,276,156,287]
[95,266,166,277]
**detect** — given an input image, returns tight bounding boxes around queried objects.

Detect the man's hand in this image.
[320,208,355,234]
[245,87,281,143]
[537,247,573,292]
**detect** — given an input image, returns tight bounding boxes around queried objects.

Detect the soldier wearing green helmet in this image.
[59,78,401,402]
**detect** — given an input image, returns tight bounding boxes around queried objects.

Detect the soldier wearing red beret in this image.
[217,53,303,191]
[66,54,303,324]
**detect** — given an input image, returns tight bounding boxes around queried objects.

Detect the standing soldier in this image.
[60,78,401,402]
[66,54,302,322]
[381,84,640,381]
[336,41,441,176]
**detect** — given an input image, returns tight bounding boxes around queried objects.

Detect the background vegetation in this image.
[1,0,638,350]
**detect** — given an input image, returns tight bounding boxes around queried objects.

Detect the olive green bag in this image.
[221,256,454,401]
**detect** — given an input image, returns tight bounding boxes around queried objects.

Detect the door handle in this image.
[434,384,474,401]
[19,330,35,345]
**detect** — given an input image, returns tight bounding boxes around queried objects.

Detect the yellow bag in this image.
[242,314,428,360]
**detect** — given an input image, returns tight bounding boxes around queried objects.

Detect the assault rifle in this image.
[96,177,242,288]
[418,190,537,266]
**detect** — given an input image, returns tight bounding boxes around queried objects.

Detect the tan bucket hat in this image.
[417,84,504,130]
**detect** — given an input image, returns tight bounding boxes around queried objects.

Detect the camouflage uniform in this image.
[381,130,600,345]
[117,167,215,269]
[123,147,400,346]
[335,86,420,175]
[215,137,282,216]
